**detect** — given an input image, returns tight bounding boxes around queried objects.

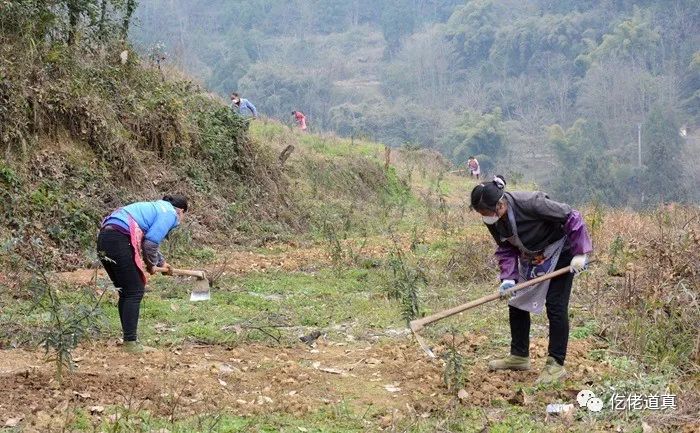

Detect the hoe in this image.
[409,266,577,358]
[153,266,212,301]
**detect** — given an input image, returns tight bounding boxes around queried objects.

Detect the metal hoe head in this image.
[410,321,436,359]
[189,273,211,302]
[413,332,436,359]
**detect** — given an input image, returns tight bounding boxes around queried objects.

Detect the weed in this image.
[319,203,369,267]
[24,237,106,383]
[442,329,466,392]
[571,320,596,339]
[162,225,195,261]
[433,173,452,233]
[409,224,428,252]
[322,217,345,265]
[607,235,626,276]
[587,199,605,239]
[386,244,426,323]
[444,237,495,284]
[590,207,700,377]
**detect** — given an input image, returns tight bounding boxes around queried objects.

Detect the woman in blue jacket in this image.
[96,195,188,353]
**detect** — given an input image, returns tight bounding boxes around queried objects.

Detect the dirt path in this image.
[54,229,458,287]
[55,243,332,286]
[1,335,606,430]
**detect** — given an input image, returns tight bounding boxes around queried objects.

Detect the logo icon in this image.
[577,389,603,412]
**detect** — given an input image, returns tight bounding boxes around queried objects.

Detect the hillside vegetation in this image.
[0,2,698,433]
[0,1,438,271]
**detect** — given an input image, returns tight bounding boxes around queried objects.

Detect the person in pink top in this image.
[468,156,481,179]
[292,111,307,131]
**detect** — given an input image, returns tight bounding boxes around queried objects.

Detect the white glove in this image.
[498,279,516,299]
[570,254,588,274]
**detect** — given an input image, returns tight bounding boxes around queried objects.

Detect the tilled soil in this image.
[1,335,607,431]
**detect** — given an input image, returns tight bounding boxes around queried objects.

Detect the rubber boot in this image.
[536,356,567,384]
[122,341,155,354]
[487,354,531,371]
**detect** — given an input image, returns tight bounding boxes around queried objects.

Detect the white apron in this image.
[502,206,566,314]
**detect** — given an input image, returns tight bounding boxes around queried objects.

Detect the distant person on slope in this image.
[292,111,307,131]
[470,176,592,384]
[230,92,258,118]
[468,156,480,179]
[96,195,188,353]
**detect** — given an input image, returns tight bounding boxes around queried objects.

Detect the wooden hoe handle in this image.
[153,267,206,279]
[409,266,573,333]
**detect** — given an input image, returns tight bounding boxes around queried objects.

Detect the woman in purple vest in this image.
[471,176,592,384]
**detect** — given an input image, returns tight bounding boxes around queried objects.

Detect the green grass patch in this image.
[298,133,381,159]
[89,267,406,347]
[67,401,378,433]
[571,320,597,340]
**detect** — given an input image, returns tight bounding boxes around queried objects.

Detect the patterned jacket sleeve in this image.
[495,243,520,281]
[142,240,166,267]
[564,210,593,255]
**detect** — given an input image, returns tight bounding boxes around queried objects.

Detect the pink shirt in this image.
[294,112,307,130]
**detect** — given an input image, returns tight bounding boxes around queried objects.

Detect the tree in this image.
[488,12,596,77]
[445,0,500,69]
[382,24,453,100]
[380,0,416,57]
[121,0,137,40]
[125,0,700,206]
[578,7,662,71]
[448,109,505,170]
[98,0,109,37]
[641,107,687,203]
[206,32,252,95]
[238,63,333,125]
[64,0,100,45]
[547,119,623,205]
[313,0,352,34]
[679,52,700,121]
[576,60,668,150]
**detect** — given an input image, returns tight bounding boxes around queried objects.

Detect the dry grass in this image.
[575,205,700,429]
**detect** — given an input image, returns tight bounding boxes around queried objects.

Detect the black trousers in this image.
[96,229,145,342]
[509,251,574,366]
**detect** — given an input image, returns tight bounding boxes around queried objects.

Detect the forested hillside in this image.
[133,0,700,206]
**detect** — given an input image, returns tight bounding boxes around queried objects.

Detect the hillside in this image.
[0,0,438,270]
[133,0,700,206]
[0,2,699,433]
[2,115,699,431]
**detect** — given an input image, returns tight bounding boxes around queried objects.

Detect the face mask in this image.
[482,215,499,225]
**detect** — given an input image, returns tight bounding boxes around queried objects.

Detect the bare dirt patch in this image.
[1,334,609,429]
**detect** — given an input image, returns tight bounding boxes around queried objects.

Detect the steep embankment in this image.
[0,39,278,268]
[0,37,450,272]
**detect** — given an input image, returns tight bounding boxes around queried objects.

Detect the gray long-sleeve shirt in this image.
[143,239,165,267]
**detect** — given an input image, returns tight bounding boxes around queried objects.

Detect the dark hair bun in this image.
[163,194,188,212]
[471,175,506,212]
